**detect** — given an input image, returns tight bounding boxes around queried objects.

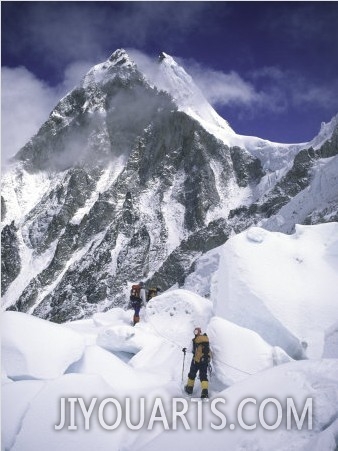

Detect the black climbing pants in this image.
[188,359,208,382]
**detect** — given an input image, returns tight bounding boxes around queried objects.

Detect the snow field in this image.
[2,223,338,450]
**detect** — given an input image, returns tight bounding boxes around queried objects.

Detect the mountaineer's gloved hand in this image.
[182,347,187,353]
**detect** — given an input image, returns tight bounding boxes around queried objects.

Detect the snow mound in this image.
[246,227,268,243]
[66,345,160,393]
[144,289,213,347]
[6,374,127,451]
[96,320,187,381]
[2,311,85,379]
[97,324,145,353]
[323,321,338,358]
[307,419,338,451]
[208,317,292,385]
[93,308,130,327]
[95,290,213,380]
[212,223,338,358]
[140,359,338,451]
[2,379,46,450]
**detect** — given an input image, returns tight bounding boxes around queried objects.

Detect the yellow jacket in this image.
[192,334,211,364]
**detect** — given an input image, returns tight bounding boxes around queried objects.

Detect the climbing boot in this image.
[201,380,209,398]
[184,385,193,395]
[201,389,209,399]
[184,378,194,395]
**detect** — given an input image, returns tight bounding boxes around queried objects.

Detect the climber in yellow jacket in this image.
[184,327,211,399]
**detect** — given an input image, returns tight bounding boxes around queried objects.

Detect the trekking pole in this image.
[181,348,187,382]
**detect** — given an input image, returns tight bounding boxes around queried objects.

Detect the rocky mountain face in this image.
[2,49,338,322]
[1,221,21,296]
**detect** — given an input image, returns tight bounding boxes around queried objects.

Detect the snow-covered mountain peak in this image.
[308,113,338,150]
[158,51,170,62]
[154,51,235,137]
[152,52,338,160]
[157,52,197,106]
[69,49,338,160]
[82,48,138,89]
[108,48,136,68]
[158,51,192,83]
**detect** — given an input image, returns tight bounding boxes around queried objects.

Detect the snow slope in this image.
[2,223,338,450]
[184,222,338,360]
[211,223,338,359]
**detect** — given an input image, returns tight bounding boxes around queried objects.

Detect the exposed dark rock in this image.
[147,218,232,292]
[1,196,6,220]
[230,146,264,187]
[1,222,21,296]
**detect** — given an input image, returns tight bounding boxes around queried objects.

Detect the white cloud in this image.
[293,85,338,109]
[1,67,58,164]
[1,62,93,167]
[250,66,338,112]
[183,60,338,116]
[128,50,261,109]
[126,48,159,83]
[59,61,94,95]
[188,66,259,107]
[173,58,258,108]
[174,58,293,114]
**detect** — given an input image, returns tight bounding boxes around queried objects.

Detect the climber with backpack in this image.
[183,327,211,399]
[129,281,146,325]
[146,286,162,302]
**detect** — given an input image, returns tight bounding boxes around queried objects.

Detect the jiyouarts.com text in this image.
[55,396,313,431]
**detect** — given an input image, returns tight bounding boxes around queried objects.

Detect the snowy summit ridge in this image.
[72,48,338,159]
[108,48,136,67]
[82,48,138,90]
[119,49,338,168]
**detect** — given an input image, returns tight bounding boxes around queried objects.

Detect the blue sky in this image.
[2,1,338,160]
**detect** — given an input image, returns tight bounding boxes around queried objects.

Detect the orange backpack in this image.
[130,284,141,298]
